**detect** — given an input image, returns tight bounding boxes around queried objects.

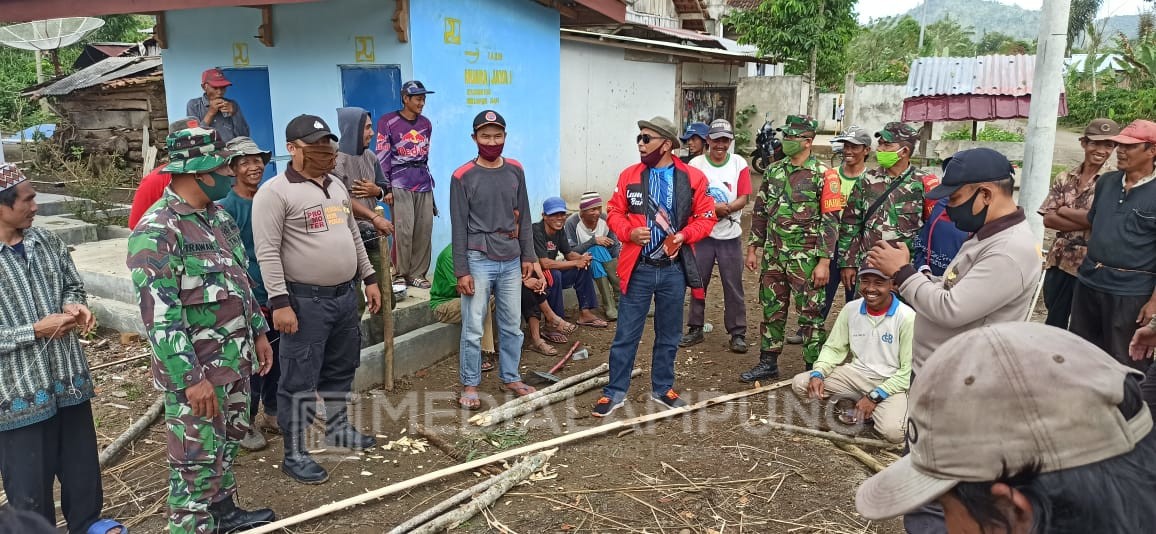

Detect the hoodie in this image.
[335,107,388,217]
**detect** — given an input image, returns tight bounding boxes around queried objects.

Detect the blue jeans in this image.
[461,251,524,386]
[547,268,599,317]
[603,262,685,402]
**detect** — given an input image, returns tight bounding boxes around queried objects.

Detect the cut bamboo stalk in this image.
[474,369,641,427]
[90,352,150,372]
[238,379,794,534]
[385,465,508,534]
[376,205,395,391]
[413,424,503,477]
[761,420,900,450]
[469,363,609,424]
[834,442,888,473]
[99,396,164,468]
[408,451,552,534]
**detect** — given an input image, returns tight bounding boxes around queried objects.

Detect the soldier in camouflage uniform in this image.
[743,115,844,381]
[837,122,940,289]
[127,122,277,534]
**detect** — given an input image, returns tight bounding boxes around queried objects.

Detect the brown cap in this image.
[1083,118,1122,141]
[855,323,1152,520]
[637,116,681,148]
[1111,119,1156,145]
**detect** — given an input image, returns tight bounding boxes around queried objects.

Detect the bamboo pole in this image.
[761,420,900,450]
[90,352,150,372]
[407,451,552,534]
[468,363,609,425]
[376,205,395,391]
[238,379,795,534]
[384,467,507,534]
[474,369,641,428]
[99,396,164,468]
[834,442,888,473]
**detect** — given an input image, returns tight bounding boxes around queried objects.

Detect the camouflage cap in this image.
[875,122,919,144]
[0,162,28,193]
[163,121,232,175]
[778,115,818,137]
[225,136,272,165]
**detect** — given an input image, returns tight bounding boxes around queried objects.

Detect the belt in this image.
[287,280,354,298]
[641,256,675,267]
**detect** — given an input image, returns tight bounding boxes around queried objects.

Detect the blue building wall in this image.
[409,0,561,259]
[162,0,412,171]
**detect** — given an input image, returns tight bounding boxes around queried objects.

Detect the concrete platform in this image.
[37,215,99,246]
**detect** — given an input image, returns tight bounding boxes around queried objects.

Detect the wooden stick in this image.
[469,363,609,424]
[409,451,552,534]
[377,205,395,391]
[833,442,888,473]
[474,369,641,427]
[761,421,900,450]
[99,396,164,468]
[413,424,503,477]
[90,352,150,372]
[385,465,509,534]
[238,379,795,533]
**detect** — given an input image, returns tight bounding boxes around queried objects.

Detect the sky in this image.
[855,0,1149,23]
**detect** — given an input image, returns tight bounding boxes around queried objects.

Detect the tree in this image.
[976,31,1035,55]
[921,16,976,57]
[1068,0,1104,53]
[846,16,921,83]
[727,0,858,116]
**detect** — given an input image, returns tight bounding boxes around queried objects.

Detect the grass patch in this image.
[455,427,530,461]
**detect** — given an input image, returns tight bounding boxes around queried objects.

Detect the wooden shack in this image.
[24,56,167,170]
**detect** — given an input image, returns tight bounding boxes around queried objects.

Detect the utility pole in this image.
[918,0,930,51]
[1021,0,1072,243]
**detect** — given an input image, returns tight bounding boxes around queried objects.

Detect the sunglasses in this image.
[637,134,666,145]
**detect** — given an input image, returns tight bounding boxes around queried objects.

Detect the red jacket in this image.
[127,165,172,229]
[606,158,717,293]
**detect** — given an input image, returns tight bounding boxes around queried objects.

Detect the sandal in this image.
[458,391,482,411]
[88,519,129,534]
[392,275,406,287]
[408,277,432,289]
[503,381,537,397]
[577,318,609,328]
[527,338,558,356]
[481,353,496,372]
[550,317,578,335]
[541,330,568,344]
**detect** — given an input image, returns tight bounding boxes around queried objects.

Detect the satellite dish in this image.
[0,17,106,51]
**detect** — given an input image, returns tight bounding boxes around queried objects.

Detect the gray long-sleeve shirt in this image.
[564,213,621,256]
[449,158,535,278]
[186,95,249,142]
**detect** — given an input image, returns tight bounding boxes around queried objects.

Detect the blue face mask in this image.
[198,171,234,201]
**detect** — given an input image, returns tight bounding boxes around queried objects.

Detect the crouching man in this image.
[791,266,913,443]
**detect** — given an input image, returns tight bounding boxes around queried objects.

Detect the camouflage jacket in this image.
[838,165,940,269]
[1037,164,1098,276]
[127,188,268,393]
[750,155,843,260]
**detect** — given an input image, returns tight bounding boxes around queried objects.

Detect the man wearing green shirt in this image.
[430,244,495,371]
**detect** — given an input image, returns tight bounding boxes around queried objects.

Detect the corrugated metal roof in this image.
[905,55,1041,98]
[26,56,161,97]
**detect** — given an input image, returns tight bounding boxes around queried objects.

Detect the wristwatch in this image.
[867,390,884,404]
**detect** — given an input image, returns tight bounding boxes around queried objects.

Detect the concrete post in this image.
[1020,0,1071,243]
[842,71,857,127]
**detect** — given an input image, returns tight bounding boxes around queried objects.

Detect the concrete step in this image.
[353,322,460,392]
[37,215,99,246]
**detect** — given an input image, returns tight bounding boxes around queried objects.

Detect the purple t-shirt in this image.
[375,111,434,192]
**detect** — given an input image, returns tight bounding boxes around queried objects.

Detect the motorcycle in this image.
[750,113,784,174]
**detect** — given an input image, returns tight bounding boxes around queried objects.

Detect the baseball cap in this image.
[201,68,232,88]
[833,125,871,146]
[680,122,709,142]
[0,162,28,193]
[707,119,734,140]
[778,115,818,137]
[857,266,887,279]
[856,323,1152,520]
[542,196,567,215]
[473,110,506,131]
[924,147,1014,200]
[225,136,272,165]
[1083,118,1122,141]
[1110,119,1156,145]
[286,114,338,144]
[638,116,681,148]
[401,80,435,96]
[162,125,233,174]
[875,122,919,144]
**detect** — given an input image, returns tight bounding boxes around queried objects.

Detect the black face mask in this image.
[945,188,989,233]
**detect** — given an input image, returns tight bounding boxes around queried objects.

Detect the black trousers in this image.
[249,312,281,419]
[0,401,103,534]
[1042,267,1079,328]
[1069,281,1156,409]
[277,286,362,438]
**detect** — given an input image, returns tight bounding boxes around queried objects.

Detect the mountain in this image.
[1094,15,1140,41]
[894,0,1040,42]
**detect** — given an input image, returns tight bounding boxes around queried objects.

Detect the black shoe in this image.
[325,425,377,450]
[805,362,814,371]
[209,495,276,533]
[740,351,780,382]
[282,433,329,484]
[651,389,688,409]
[679,326,704,347]
[729,335,748,353]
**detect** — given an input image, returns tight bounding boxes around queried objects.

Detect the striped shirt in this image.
[0,227,94,431]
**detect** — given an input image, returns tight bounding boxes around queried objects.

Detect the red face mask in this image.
[478,142,504,161]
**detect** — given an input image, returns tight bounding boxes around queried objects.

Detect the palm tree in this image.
[1068,0,1104,54]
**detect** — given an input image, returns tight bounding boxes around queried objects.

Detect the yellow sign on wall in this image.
[355,36,376,63]
[444,18,461,45]
[232,42,250,66]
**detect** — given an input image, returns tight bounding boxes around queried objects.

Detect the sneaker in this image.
[651,389,688,409]
[591,395,624,418]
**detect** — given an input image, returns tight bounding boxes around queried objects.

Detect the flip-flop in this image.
[481,354,496,372]
[577,318,609,328]
[88,519,129,534]
[503,382,537,397]
[541,331,567,344]
[527,339,558,356]
[551,317,578,335]
[458,391,482,411]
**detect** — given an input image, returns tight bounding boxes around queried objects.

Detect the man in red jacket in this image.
[592,116,717,418]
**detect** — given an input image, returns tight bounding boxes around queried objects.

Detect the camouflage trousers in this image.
[759,256,828,364]
[163,378,251,534]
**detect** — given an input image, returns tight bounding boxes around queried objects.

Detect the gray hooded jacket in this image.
[335,107,388,217]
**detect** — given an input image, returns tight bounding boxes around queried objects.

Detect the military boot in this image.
[282,432,328,484]
[324,405,377,450]
[209,495,276,533]
[740,351,780,382]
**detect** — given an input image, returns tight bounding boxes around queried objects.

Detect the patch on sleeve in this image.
[819,168,844,213]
